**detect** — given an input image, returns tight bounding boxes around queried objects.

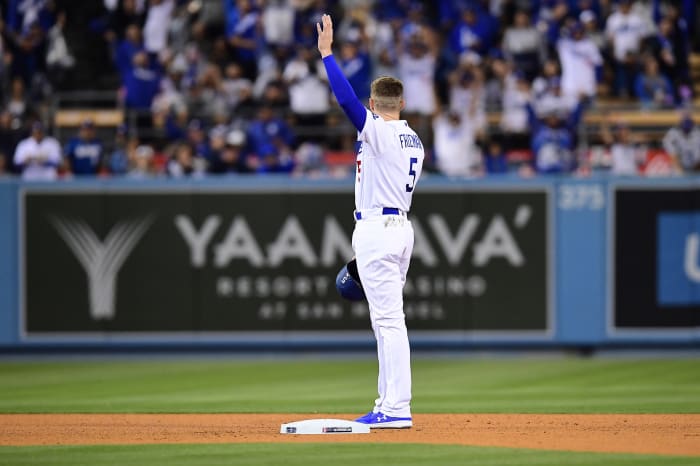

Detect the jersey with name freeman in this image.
[355,108,425,213]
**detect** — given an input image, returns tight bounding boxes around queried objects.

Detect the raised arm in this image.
[317,14,367,132]
[525,101,540,130]
[567,98,587,128]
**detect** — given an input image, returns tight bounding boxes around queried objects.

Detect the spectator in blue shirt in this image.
[247,105,295,173]
[124,51,162,110]
[437,0,465,32]
[654,5,691,98]
[106,124,131,175]
[114,23,143,82]
[227,0,261,80]
[634,55,673,109]
[164,109,189,141]
[536,0,569,52]
[484,138,509,175]
[526,98,586,173]
[449,6,490,56]
[5,0,56,34]
[64,119,104,175]
[224,0,241,40]
[185,119,212,161]
[474,0,500,46]
[5,20,47,87]
[652,17,681,84]
[653,0,694,51]
[339,40,372,101]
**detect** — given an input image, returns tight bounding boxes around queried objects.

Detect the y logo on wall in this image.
[49,215,153,320]
[21,191,180,335]
[657,211,700,306]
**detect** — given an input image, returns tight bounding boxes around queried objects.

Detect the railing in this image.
[50,91,123,143]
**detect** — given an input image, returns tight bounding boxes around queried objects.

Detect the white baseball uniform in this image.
[353,107,424,418]
[13,136,62,181]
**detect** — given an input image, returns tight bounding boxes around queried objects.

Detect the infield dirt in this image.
[1,414,699,456]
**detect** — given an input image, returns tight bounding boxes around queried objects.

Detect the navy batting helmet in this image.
[335,258,365,301]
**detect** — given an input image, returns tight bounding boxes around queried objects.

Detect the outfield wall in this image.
[0,176,698,349]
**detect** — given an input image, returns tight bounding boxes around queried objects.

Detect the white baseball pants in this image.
[352,213,413,418]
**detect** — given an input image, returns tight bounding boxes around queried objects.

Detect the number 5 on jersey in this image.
[406,157,418,193]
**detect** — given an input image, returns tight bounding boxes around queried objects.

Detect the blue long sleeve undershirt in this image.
[322,55,367,132]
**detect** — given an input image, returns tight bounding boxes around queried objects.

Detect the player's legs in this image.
[372,303,411,417]
[385,221,414,412]
[353,218,412,418]
[382,221,413,416]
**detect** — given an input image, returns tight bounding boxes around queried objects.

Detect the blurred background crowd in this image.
[0,0,699,180]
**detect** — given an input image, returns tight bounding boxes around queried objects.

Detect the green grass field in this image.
[1,443,699,466]
[1,356,699,465]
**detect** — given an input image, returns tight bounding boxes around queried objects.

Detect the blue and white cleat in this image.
[354,411,377,423]
[354,411,412,429]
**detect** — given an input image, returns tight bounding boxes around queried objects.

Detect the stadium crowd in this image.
[0,0,699,180]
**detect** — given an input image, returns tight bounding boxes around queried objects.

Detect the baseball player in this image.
[318,14,424,429]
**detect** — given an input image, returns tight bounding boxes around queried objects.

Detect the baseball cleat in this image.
[354,411,377,423]
[354,411,412,429]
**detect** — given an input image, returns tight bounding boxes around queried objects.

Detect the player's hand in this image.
[316,14,333,58]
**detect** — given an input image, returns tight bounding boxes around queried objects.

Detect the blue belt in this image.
[355,207,401,220]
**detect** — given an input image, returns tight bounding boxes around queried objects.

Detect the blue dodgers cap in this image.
[335,259,365,302]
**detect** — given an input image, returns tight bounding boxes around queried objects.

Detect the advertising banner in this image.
[614,187,700,330]
[21,187,550,338]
